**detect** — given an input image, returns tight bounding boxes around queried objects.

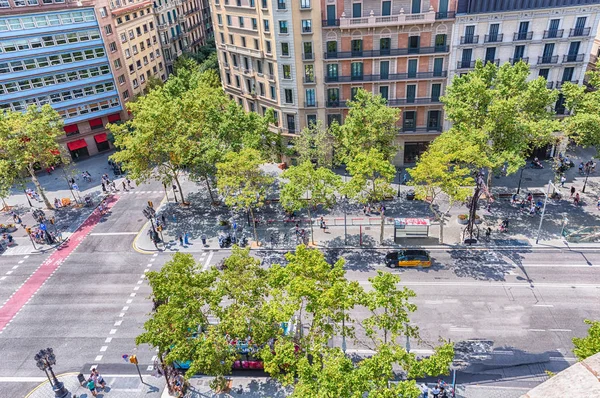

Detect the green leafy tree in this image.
[573,319,600,361]
[334,88,400,163]
[216,148,274,243]
[408,135,474,243]
[198,52,220,76]
[441,60,560,186]
[280,161,342,244]
[344,148,396,244]
[0,160,17,210]
[0,105,63,209]
[146,75,164,91]
[292,120,336,168]
[562,68,600,149]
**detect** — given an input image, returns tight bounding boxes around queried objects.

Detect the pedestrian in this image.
[127,178,133,189]
[72,183,79,192]
[571,186,576,197]
[526,192,533,204]
[579,162,585,174]
[362,205,367,215]
[201,233,207,246]
[98,203,104,215]
[529,204,536,216]
[101,182,106,193]
[597,197,600,210]
[320,216,325,230]
[560,175,566,188]
[86,378,97,397]
[161,214,166,225]
[574,192,580,206]
[520,199,526,212]
[511,193,518,204]
[12,213,21,224]
[172,214,176,223]
[179,235,183,246]
[485,227,491,241]
[432,386,440,398]
[420,384,429,398]
[184,232,189,245]
[92,368,106,389]
[54,198,61,208]
[121,180,127,191]
[33,191,41,202]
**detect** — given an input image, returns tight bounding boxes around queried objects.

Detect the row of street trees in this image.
[137,247,454,396]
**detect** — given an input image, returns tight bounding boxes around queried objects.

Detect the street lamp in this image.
[396,167,402,197]
[535,179,559,244]
[516,167,525,195]
[582,158,593,193]
[34,348,69,398]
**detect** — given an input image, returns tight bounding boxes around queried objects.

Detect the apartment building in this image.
[450,0,600,116]
[0,0,124,159]
[211,0,457,165]
[182,0,212,54]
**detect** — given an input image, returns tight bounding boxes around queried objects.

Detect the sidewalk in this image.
[26,373,165,398]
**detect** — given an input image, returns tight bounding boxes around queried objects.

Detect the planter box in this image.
[457,217,469,225]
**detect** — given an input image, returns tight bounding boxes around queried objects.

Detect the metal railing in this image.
[435,11,455,19]
[400,125,443,133]
[304,101,317,108]
[569,27,591,37]
[322,19,340,27]
[460,35,479,45]
[543,29,563,39]
[324,45,449,59]
[324,71,447,83]
[510,57,529,65]
[563,54,584,63]
[484,33,503,43]
[456,60,475,69]
[537,55,559,64]
[513,31,533,41]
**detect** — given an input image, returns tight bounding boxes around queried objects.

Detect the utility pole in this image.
[536,180,557,244]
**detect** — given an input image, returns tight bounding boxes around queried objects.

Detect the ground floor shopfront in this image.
[59,112,122,161]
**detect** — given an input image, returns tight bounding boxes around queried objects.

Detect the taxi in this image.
[384,250,431,268]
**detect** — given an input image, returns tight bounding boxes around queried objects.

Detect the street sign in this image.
[39,223,47,231]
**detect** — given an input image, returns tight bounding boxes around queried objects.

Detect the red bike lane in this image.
[0,197,119,333]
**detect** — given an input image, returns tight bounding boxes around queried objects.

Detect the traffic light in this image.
[49,218,55,225]
[25,227,32,235]
[148,201,153,208]
[129,355,138,365]
[156,225,162,232]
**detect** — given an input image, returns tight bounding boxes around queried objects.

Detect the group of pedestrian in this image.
[97,199,109,216]
[569,186,582,206]
[362,203,386,216]
[25,189,41,202]
[419,379,452,398]
[578,160,596,175]
[295,224,309,244]
[84,368,106,397]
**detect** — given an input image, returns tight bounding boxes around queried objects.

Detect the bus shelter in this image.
[394,218,430,241]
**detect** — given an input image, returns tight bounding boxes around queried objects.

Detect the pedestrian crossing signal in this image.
[156,225,162,232]
[148,201,153,208]
[25,227,32,234]
[129,355,138,364]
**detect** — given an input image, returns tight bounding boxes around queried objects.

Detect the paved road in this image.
[1,179,600,397]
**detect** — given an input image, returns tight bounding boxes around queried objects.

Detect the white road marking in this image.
[203,251,214,271]
[533,304,554,307]
[0,377,46,382]
[528,329,546,332]
[114,320,123,326]
[100,346,108,352]
[153,253,158,257]
[24,255,29,259]
[104,337,112,343]
[549,328,572,332]
[95,355,103,361]
[126,299,133,304]
[17,260,23,264]
[109,329,117,334]
[449,327,474,333]
[5,271,12,275]
[119,312,125,317]
[122,306,129,311]
[0,277,6,281]
[90,365,97,371]
[89,232,139,236]
[11,266,17,270]
[133,286,140,291]
[137,280,143,285]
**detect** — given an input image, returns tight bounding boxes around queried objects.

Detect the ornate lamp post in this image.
[34,348,69,398]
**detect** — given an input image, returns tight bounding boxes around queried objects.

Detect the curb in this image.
[24,372,79,398]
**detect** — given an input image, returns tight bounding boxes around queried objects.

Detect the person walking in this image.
[91,368,106,390]
[101,182,106,193]
[597,197,600,210]
[560,175,566,188]
[574,192,580,206]
[161,214,166,226]
[86,378,97,397]
[570,186,576,198]
[184,232,189,245]
[127,178,133,189]
[178,235,184,246]
[122,180,128,192]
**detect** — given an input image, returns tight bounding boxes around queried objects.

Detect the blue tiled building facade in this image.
[0,5,123,159]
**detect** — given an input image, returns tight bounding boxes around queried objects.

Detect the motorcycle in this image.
[499,219,509,233]
[218,233,231,248]
[239,235,248,247]
[84,196,93,207]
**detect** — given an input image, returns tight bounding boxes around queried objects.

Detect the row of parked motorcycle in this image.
[218,232,248,248]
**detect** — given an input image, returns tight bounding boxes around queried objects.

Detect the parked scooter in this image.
[218,233,232,248]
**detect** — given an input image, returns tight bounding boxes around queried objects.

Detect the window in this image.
[277,0,285,9]
[123,90,130,99]
[351,39,362,55]
[132,44,138,54]
[408,35,420,53]
[104,25,113,35]
[109,42,117,52]
[327,64,338,80]
[403,111,416,131]
[136,27,141,36]
[352,2,361,17]
[283,64,291,79]
[304,64,314,82]
[232,54,238,67]
[252,18,257,30]
[100,7,107,17]
[235,75,241,87]
[327,41,337,54]
[539,68,550,80]
[229,34,234,44]
[514,45,525,61]
[136,60,142,69]
[270,85,276,99]
[220,32,225,43]
[351,62,363,79]
[120,33,127,43]
[379,61,389,79]
[133,78,139,88]
[217,14,222,25]
[379,86,389,100]
[117,74,126,85]
[265,40,272,54]
[562,67,574,82]
[380,37,391,55]
[428,110,440,129]
[129,30,134,39]
[382,0,391,16]
[303,42,313,59]
[238,16,244,27]
[140,42,145,51]
[114,58,122,69]
[254,39,259,50]
[257,60,263,74]
[281,42,289,56]
[268,62,274,75]
[264,20,270,32]
[259,82,265,96]
[435,34,446,49]
[305,88,315,106]
[279,21,288,34]
[301,0,310,8]
[431,83,441,101]
[140,74,145,83]
[301,20,311,33]
[226,73,231,84]
[286,114,295,132]
[241,37,246,47]
[125,48,131,58]
[129,64,134,73]
[351,87,359,100]
[485,47,496,64]
[285,89,293,104]
[226,15,232,26]
[262,0,267,7]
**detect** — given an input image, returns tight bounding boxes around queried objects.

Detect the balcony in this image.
[546,81,554,89]
[537,55,559,64]
[177,15,185,23]
[387,97,441,106]
[399,125,443,134]
[303,76,316,84]
[510,57,529,65]
[326,99,347,108]
[324,45,449,59]
[324,71,448,83]
[483,59,500,66]
[225,44,263,58]
[435,11,455,19]
[484,33,503,43]
[589,54,598,65]
[338,10,436,30]
[563,54,584,63]
[456,60,475,69]
[322,19,340,27]
[513,31,533,41]
[304,101,318,108]
[242,68,253,76]
[460,35,479,45]
[157,23,168,31]
[302,52,314,60]
[569,27,591,37]
[543,29,564,39]
[555,80,579,89]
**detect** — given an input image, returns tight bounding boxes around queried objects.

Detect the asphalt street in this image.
[1,180,600,396]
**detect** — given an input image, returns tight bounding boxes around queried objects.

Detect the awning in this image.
[63,125,79,134]
[89,118,103,128]
[94,133,108,143]
[67,139,87,151]
[107,113,121,123]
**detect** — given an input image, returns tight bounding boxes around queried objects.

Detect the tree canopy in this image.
[562,67,600,150]
[573,319,600,361]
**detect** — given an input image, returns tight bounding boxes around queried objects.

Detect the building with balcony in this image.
[211,0,457,165]
[183,0,212,54]
[153,0,188,74]
[450,0,600,116]
[0,1,124,159]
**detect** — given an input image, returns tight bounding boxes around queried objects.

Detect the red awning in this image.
[67,139,87,151]
[63,125,79,134]
[94,133,108,143]
[89,118,103,128]
[107,113,121,123]
[50,149,60,155]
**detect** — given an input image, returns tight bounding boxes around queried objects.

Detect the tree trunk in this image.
[173,172,185,203]
[158,350,173,394]
[249,207,259,244]
[486,167,493,194]
[204,174,215,204]
[439,218,444,244]
[28,165,53,209]
[1,197,8,211]
[307,206,315,245]
[380,211,385,245]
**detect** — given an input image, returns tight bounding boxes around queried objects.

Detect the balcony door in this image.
[286,114,296,133]
[548,18,559,37]
[406,84,416,103]
[562,67,574,83]
[431,83,441,102]
[327,64,338,81]
[485,47,496,64]
[403,111,416,131]
[542,43,554,58]
[488,23,499,41]
[411,0,420,14]
[380,37,391,55]
[568,41,580,56]
[379,60,389,79]
[351,39,362,56]
[326,5,336,24]
[438,0,448,16]
[433,58,443,76]
[352,2,361,18]
[575,16,587,35]
[408,36,420,54]
[379,86,388,100]
[407,59,417,78]
[382,0,391,16]
[461,49,472,67]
